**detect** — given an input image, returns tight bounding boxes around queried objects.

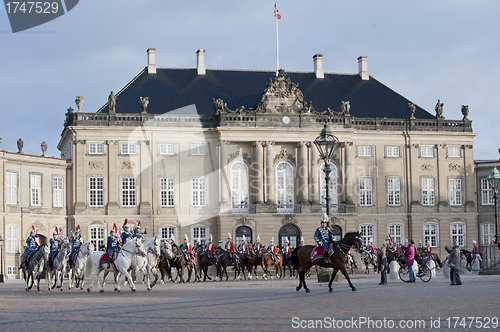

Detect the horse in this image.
[133,236,161,290]
[46,239,71,291]
[158,241,175,283]
[460,249,474,272]
[213,247,243,281]
[260,247,282,280]
[67,242,94,290]
[416,247,442,269]
[346,252,357,275]
[21,245,49,292]
[86,238,146,293]
[361,250,378,274]
[246,244,261,279]
[196,246,214,281]
[291,231,364,293]
[171,243,198,283]
[281,249,295,277]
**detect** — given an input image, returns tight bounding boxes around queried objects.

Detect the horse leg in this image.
[339,264,356,291]
[328,268,340,292]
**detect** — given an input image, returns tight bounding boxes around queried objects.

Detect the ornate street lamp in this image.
[487,166,500,244]
[0,236,4,283]
[314,124,339,225]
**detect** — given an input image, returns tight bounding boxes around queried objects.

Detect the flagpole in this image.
[275,1,279,76]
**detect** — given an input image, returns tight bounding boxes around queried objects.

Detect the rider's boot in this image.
[323,248,329,263]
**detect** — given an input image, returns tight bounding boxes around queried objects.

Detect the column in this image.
[74,138,86,213]
[310,142,320,204]
[253,141,264,204]
[298,142,309,203]
[220,140,229,204]
[106,140,119,214]
[265,141,275,204]
[344,142,353,204]
[139,140,152,215]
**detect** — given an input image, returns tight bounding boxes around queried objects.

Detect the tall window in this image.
[192,226,208,246]
[421,178,435,206]
[420,146,434,158]
[387,178,401,206]
[89,177,104,207]
[481,179,494,206]
[53,177,64,207]
[121,177,136,206]
[6,225,18,253]
[448,147,461,158]
[160,226,175,241]
[89,142,104,154]
[359,178,373,206]
[160,178,175,207]
[7,266,17,276]
[386,146,400,157]
[159,143,175,155]
[191,177,207,207]
[120,143,136,155]
[423,223,438,247]
[388,224,403,245]
[191,143,206,155]
[448,179,462,206]
[30,174,41,206]
[358,146,372,157]
[320,163,338,211]
[276,162,294,208]
[90,227,105,251]
[359,224,374,247]
[230,162,249,207]
[5,172,17,205]
[235,226,253,247]
[481,223,495,245]
[450,222,465,246]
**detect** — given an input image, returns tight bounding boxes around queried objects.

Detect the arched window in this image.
[279,224,300,249]
[330,225,342,241]
[231,162,249,212]
[235,226,252,247]
[276,161,294,213]
[320,162,338,212]
[359,224,375,247]
[423,222,439,247]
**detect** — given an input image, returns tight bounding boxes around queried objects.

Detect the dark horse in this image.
[214,247,243,281]
[460,249,474,272]
[291,232,363,293]
[246,244,261,279]
[21,245,49,292]
[171,244,198,283]
[361,250,379,274]
[195,246,213,281]
[416,248,443,269]
[281,249,296,277]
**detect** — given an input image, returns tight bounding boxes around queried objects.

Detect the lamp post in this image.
[0,236,4,283]
[487,166,500,244]
[314,124,339,226]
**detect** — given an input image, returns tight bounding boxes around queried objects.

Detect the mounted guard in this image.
[193,237,201,253]
[225,233,237,264]
[282,238,291,260]
[238,235,248,260]
[253,235,262,262]
[206,234,215,261]
[314,214,336,262]
[169,233,176,245]
[68,225,84,266]
[132,220,147,240]
[106,224,120,269]
[365,238,376,260]
[179,234,194,263]
[20,225,40,267]
[48,227,62,268]
[472,240,482,261]
[121,219,133,245]
[267,237,279,264]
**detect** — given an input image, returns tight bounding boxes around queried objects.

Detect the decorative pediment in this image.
[281,215,297,225]
[274,149,296,166]
[234,217,254,225]
[228,148,251,165]
[33,221,45,231]
[449,163,461,172]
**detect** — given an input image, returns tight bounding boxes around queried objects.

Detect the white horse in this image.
[86,238,146,293]
[135,236,161,290]
[67,242,94,290]
[22,245,49,292]
[47,239,71,291]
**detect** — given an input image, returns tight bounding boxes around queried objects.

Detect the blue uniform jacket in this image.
[121,231,133,245]
[50,238,61,252]
[26,235,38,251]
[107,235,120,255]
[314,227,335,248]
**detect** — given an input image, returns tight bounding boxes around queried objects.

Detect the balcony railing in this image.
[231,204,256,214]
[321,204,347,214]
[277,204,301,214]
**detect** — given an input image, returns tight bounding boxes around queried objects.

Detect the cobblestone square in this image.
[1,273,498,331]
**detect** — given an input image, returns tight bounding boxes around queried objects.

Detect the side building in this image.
[56,48,477,260]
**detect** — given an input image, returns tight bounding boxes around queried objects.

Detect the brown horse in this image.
[291,231,363,293]
[361,250,378,274]
[260,247,282,280]
[416,248,443,269]
[246,244,261,279]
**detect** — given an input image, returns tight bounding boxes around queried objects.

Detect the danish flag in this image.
[274,2,281,19]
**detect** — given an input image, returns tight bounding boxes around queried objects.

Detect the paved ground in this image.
[0,272,499,331]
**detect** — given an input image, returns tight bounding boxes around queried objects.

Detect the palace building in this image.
[1,48,479,277]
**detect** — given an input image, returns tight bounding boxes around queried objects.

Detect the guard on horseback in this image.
[193,237,201,253]
[314,214,335,262]
[179,234,194,262]
[206,234,215,261]
[281,237,291,260]
[238,235,248,260]
[20,226,40,267]
[365,238,376,260]
[132,221,147,240]
[68,225,83,266]
[121,219,133,245]
[472,240,482,261]
[225,233,237,264]
[106,225,121,269]
[253,235,262,263]
[48,227,61,268]
[169,233,176,245]
[267,237,279,264]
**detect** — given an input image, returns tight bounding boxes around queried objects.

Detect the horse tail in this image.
[290,247,301,271]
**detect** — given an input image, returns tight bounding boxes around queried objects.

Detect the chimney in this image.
[147,48,156,74]
[196,49,206,75]
[357,55,369,80]
[313,54,324,79]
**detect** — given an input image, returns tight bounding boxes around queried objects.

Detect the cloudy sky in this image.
[0,0,498,160]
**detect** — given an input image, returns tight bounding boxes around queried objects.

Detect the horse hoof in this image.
[352,287,357,292]
[305,289,310,293]
[329,288,333,293]
[117,289,122,293]
[147,288,151,291]
[100,290,104,293]
[270,276,273,280]
[296,286,301,292]
[87,288,91,292]
[60,289,63,292]
[132,288,136,292]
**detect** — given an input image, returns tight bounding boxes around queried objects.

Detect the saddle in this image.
[311,243,333,263]
[22,250,36,263]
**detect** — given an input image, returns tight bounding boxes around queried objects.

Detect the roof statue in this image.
[139,97,149,113]
[461,105,469,120]
[75,96,85,112]
[407,102,416,120]
[108,91,116,113]
[17,138,23,153]
[341,101,350,115]
[41,141,47,156]
[435,99,444,119]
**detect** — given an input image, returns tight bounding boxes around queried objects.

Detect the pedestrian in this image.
[401,239,415,282]
[378,243,388,285]
[445,241,462,286]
